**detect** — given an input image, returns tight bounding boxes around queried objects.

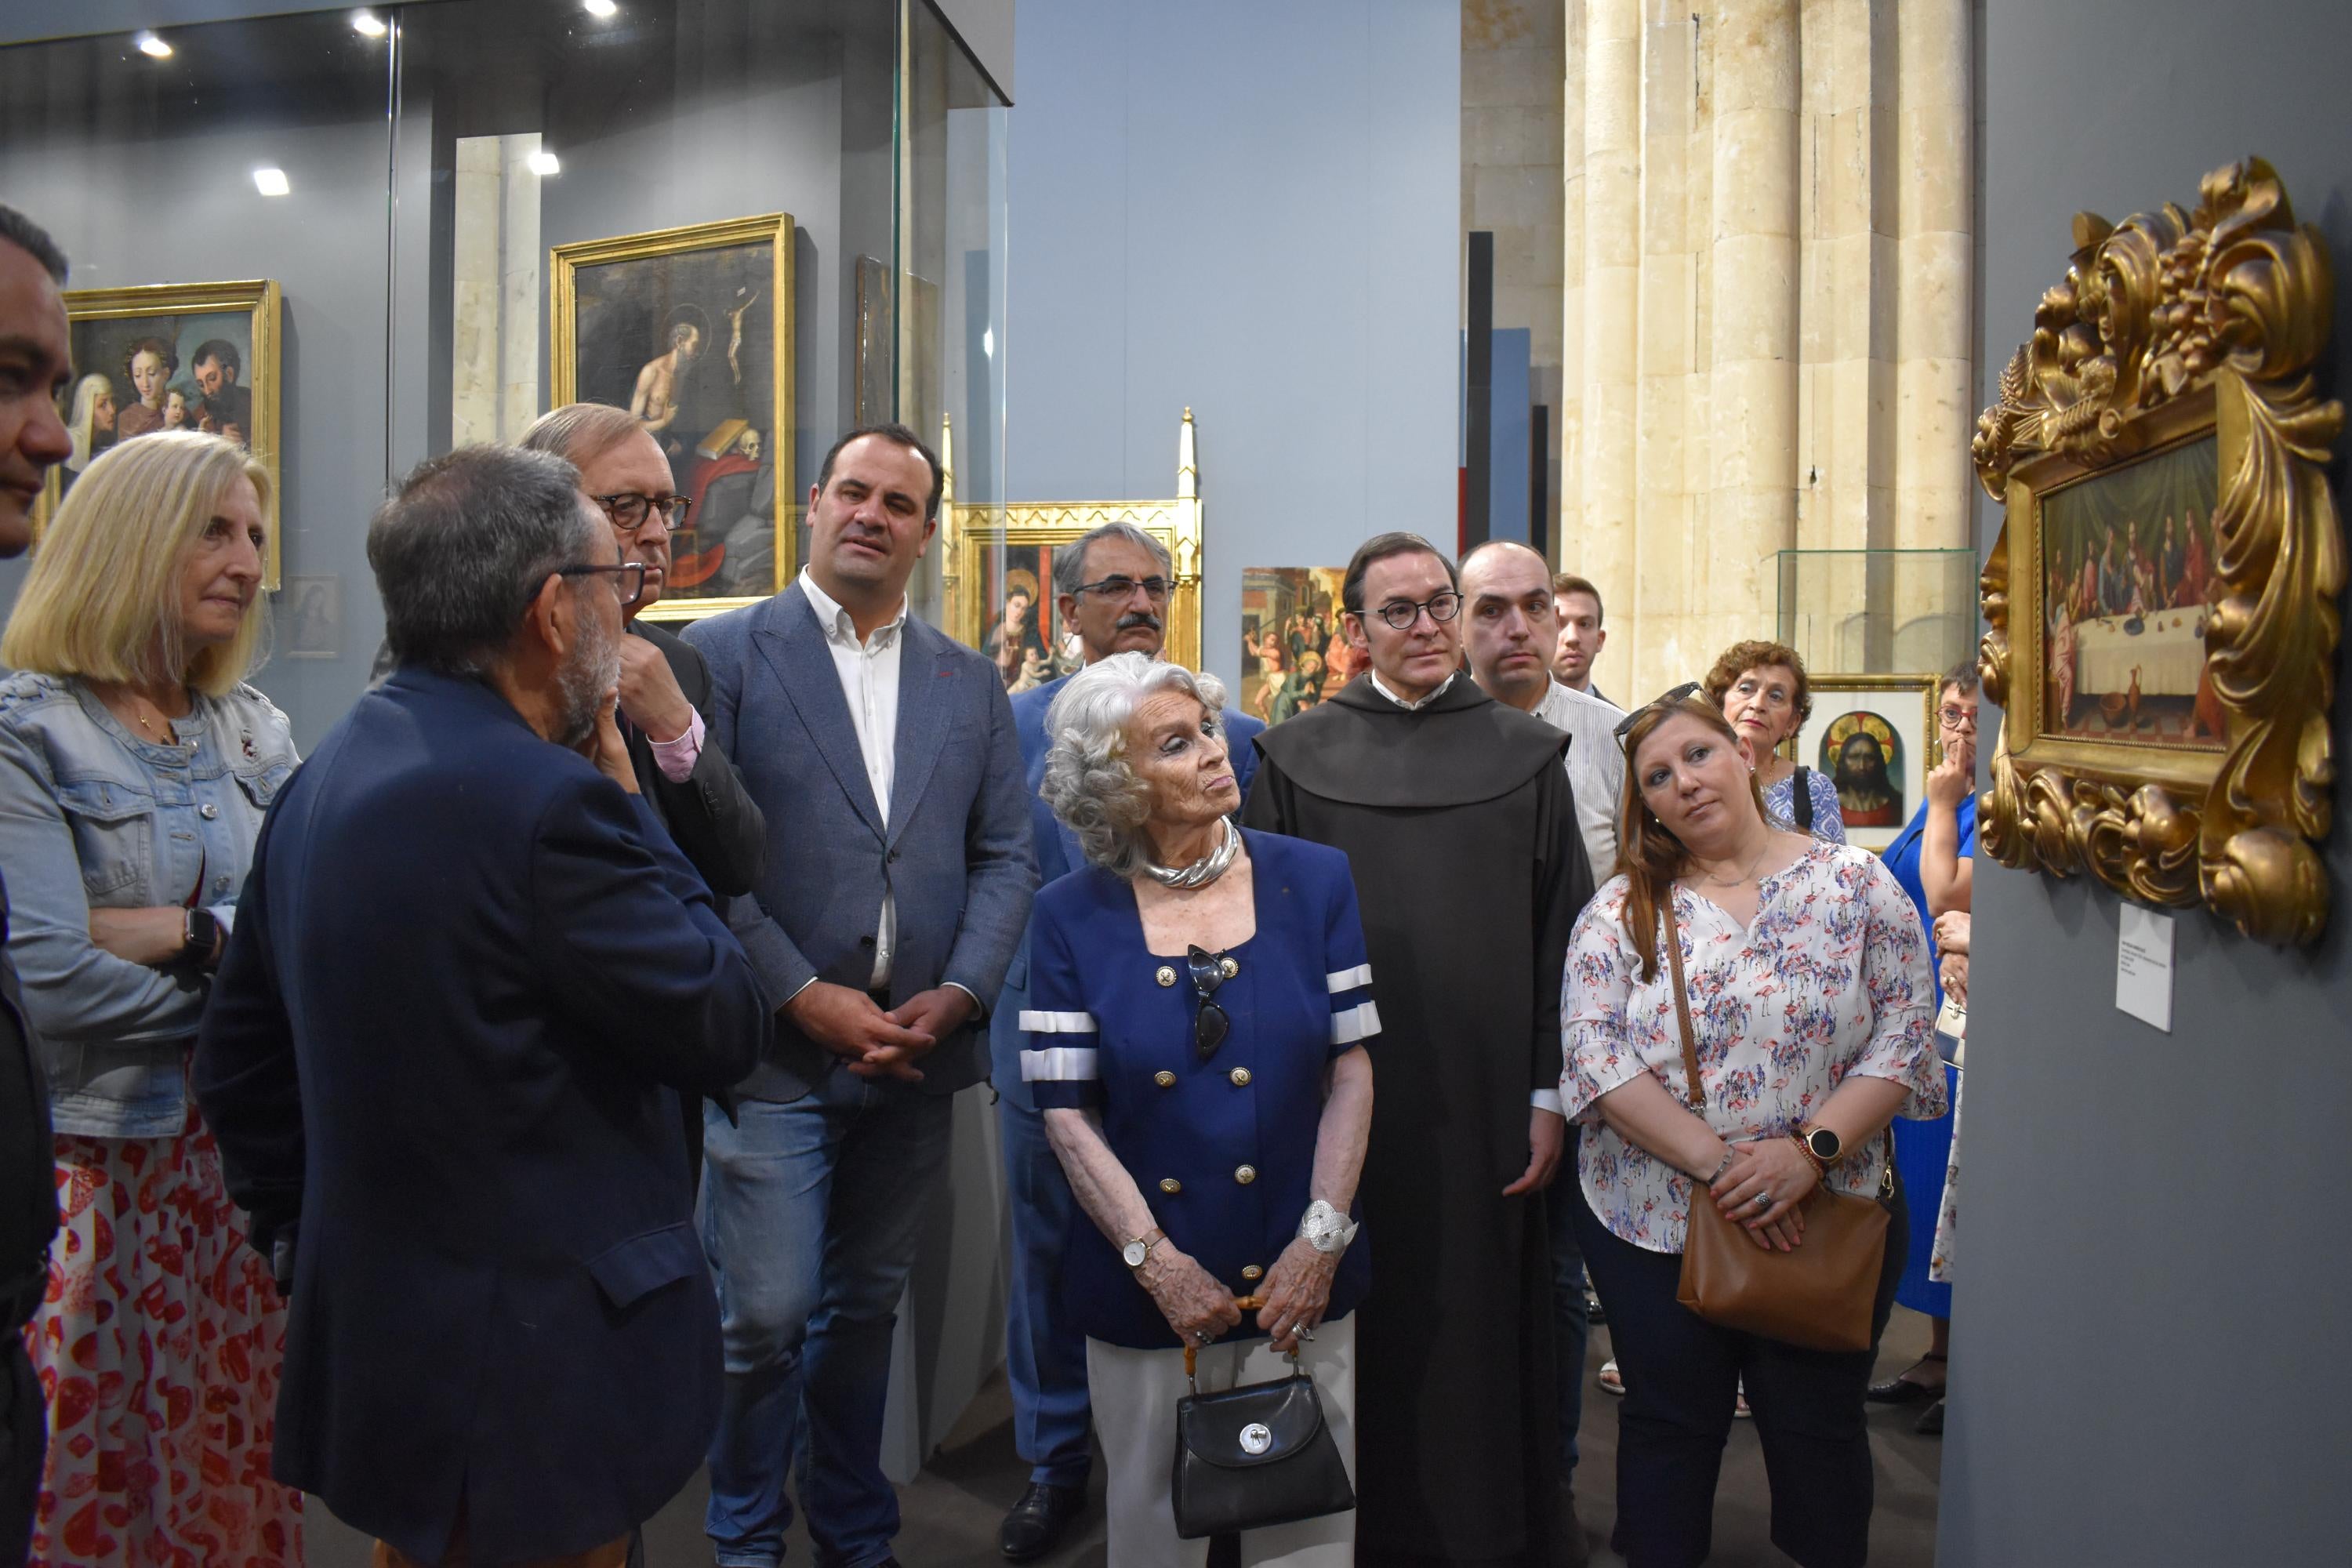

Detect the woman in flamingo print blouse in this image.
[1558,685,1945,1568]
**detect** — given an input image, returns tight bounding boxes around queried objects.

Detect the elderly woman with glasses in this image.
[1562,686,1944,1568]
[1025,652,1377,1568]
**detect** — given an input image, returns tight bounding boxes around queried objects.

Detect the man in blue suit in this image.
[193,445,769,1566]
[989,520,1263,1560]
[686,423,1035,1568]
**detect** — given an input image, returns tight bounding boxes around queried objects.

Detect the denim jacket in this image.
[0,672,298,1138]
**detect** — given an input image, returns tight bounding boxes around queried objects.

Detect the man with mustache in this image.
[1242,531,1596,1568]
[986,520,1264,1561]
[684,423,1034,1568]
[0,201,74,1568]
[194,444,768,1566]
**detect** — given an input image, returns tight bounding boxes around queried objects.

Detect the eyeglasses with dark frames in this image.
[1612,681,1705,747]
[556,558,649,609]
[1187,943,1234,1061]
[1075,574,1173,603]
[593,491,693,534]
[1370,590,1464,631]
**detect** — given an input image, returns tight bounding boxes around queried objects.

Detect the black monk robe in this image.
[1242,673,1595,1568]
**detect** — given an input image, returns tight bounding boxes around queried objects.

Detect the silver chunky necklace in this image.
[1142,817,1239,889]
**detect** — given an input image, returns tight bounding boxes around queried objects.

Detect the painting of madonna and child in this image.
[2038,434,2225,752]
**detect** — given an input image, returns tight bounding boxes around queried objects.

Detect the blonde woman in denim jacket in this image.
[0,431,303,1567]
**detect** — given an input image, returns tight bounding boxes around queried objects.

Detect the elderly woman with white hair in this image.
[1024,652,1377,1568]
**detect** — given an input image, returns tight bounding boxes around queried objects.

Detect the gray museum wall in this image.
[1004,0,1461,693]
[1946,2,2352,1562]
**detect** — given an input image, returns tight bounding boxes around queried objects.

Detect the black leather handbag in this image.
[1170,1341,1356,1540]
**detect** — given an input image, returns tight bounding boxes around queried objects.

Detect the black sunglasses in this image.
[1612,681,1705,747]
[1187,944,1233,1061]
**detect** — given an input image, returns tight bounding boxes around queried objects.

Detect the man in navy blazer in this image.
[987,521,1263,1559]
[192,446,768,1566]
[684,423,1034,1568]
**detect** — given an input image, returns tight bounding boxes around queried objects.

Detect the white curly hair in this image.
[1040,652,1232,878]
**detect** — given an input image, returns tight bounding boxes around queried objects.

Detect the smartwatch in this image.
[180,908,223,974]
[1799,1125,1842,1167]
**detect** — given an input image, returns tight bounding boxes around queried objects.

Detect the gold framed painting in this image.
[1974,157,2343,945]
[38,279,283,587]
[1784,674,1943,853]
[550,212,795,622]
[943,410,1205,688]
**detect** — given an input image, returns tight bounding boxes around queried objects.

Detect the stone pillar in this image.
[1635,4,1695,691]
[1704,0,1801,696]
[1559,0,1585,566]
[1895,0,1975,664]
[1577,0,1641,655]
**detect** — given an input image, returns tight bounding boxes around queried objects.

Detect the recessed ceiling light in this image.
[583,0,619,18]
[253,168,292,197]
[135,32,173,59]
[351,10,388,38]
[527,149,561,176]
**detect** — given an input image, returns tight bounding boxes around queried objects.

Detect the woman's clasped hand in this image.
[1711,1136,1819,1252]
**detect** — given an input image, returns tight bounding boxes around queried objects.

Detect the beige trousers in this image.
[1085,1313,1358,1568]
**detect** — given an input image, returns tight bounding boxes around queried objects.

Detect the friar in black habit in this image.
[1242,532,1597,1567]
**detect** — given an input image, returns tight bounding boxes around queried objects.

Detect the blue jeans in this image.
[997,1095,1094,1489]
[700,1076,955,1568]
[1549,1158,1590,1479]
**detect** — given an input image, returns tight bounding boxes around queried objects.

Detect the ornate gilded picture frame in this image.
[37,279,283,587]
[550,213,795,623]
[943,409,1205,686]
[1973,158,2343,945]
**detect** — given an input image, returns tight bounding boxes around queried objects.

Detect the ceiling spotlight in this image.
[351,10,388,38]
[583,0,619,17]
[527,149,561,176]
[135,32,173,59]
[253,168,292,197]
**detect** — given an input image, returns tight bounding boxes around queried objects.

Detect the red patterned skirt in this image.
[19,1107,303,1567]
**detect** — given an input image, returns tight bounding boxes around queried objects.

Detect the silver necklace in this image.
[1142,817,1239,889]
[1697,840,1771,888]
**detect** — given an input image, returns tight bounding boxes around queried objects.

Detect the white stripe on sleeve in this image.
[1018,1010,1099,1034]
[1329,1000,1381,1047]
[1324,964,1373,994]
[1020,1047,1102,1083]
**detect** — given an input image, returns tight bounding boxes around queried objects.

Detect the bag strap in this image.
[1662,893,1705,1112]
[1791,765,1813,829]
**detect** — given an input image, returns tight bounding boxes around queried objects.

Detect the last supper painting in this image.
[2037,434,2223,752]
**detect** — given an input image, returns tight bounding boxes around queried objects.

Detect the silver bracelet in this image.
[1703,1147,1736,1185]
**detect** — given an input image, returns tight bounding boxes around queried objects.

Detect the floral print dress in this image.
[1559,840,1947,1254]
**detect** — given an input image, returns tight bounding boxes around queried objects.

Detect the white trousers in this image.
[1084,1314,1358,1568]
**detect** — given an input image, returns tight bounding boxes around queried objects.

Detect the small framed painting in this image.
[1788,673,1942,852]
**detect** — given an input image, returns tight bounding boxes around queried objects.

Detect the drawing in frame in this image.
[1785,674,1942,854]
[37,279,282,587]
[550,212,794,623]
[1973,156,2343,946]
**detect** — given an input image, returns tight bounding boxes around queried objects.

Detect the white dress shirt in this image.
[1532,676,1628,884]
[798,569,906,988]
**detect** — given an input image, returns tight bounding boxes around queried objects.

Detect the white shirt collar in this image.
[798,568,906,650]
[1368,668,1456,711]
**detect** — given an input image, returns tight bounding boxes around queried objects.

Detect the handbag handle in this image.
[1660,885,1896,1192]
[1181,1294,1288,1391]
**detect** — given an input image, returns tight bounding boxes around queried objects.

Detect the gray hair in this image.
[519,401,647,470]
[1051,520,1173,602]
[368,445,601,677]
[1040,652,1232,878]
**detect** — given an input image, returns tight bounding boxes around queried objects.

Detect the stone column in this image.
[1705,0,1802,690]
[1635,4,1695,691]
[1577,0,1641,655]
[1559,0,1585,567]
[1895,0,1975,663]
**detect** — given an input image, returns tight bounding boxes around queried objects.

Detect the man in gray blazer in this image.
[684,422,1035,1568]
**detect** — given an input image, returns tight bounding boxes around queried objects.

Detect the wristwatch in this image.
[179,908,223,974]
[1122,1229,1165,1270]
[1796,1125,1842,1172]
[1298,1200,1359,1255]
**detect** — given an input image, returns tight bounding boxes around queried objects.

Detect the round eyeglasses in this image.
[1370,590,1463,631]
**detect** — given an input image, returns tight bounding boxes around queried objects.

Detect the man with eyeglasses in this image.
[193,444,768,1567]
[986,520,1265,1561]
[1242,530,1596,1568]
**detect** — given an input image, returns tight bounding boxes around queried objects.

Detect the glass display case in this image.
[0,0,1009,746]
[1773,546,1981,678]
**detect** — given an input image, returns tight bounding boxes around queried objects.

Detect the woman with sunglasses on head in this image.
[1025,652,1376,1568]
[1702,639,1845,843]
[1870,659,1981,1434]
[0,431,304,1565]
[1559,688,1945,1568]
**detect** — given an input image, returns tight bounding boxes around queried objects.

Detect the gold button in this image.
[1220,957,1240,979]
[1234,1164,1257,1185]
[1160,1178,1182,1194]
[1241,1265,1264,1281]
[1156,966,1177,987]
[1154,1070,1177,1088]
[1229,1067,1252,1087]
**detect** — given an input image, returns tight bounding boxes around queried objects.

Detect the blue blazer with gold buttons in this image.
[1021,828,1376,1350]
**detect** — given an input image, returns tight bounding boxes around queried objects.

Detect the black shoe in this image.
[1000,1481,1087,1562]
[1915,1398,1946,1436]
[1584,1290,1606,1325]
[1867,1352,1945,1405]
